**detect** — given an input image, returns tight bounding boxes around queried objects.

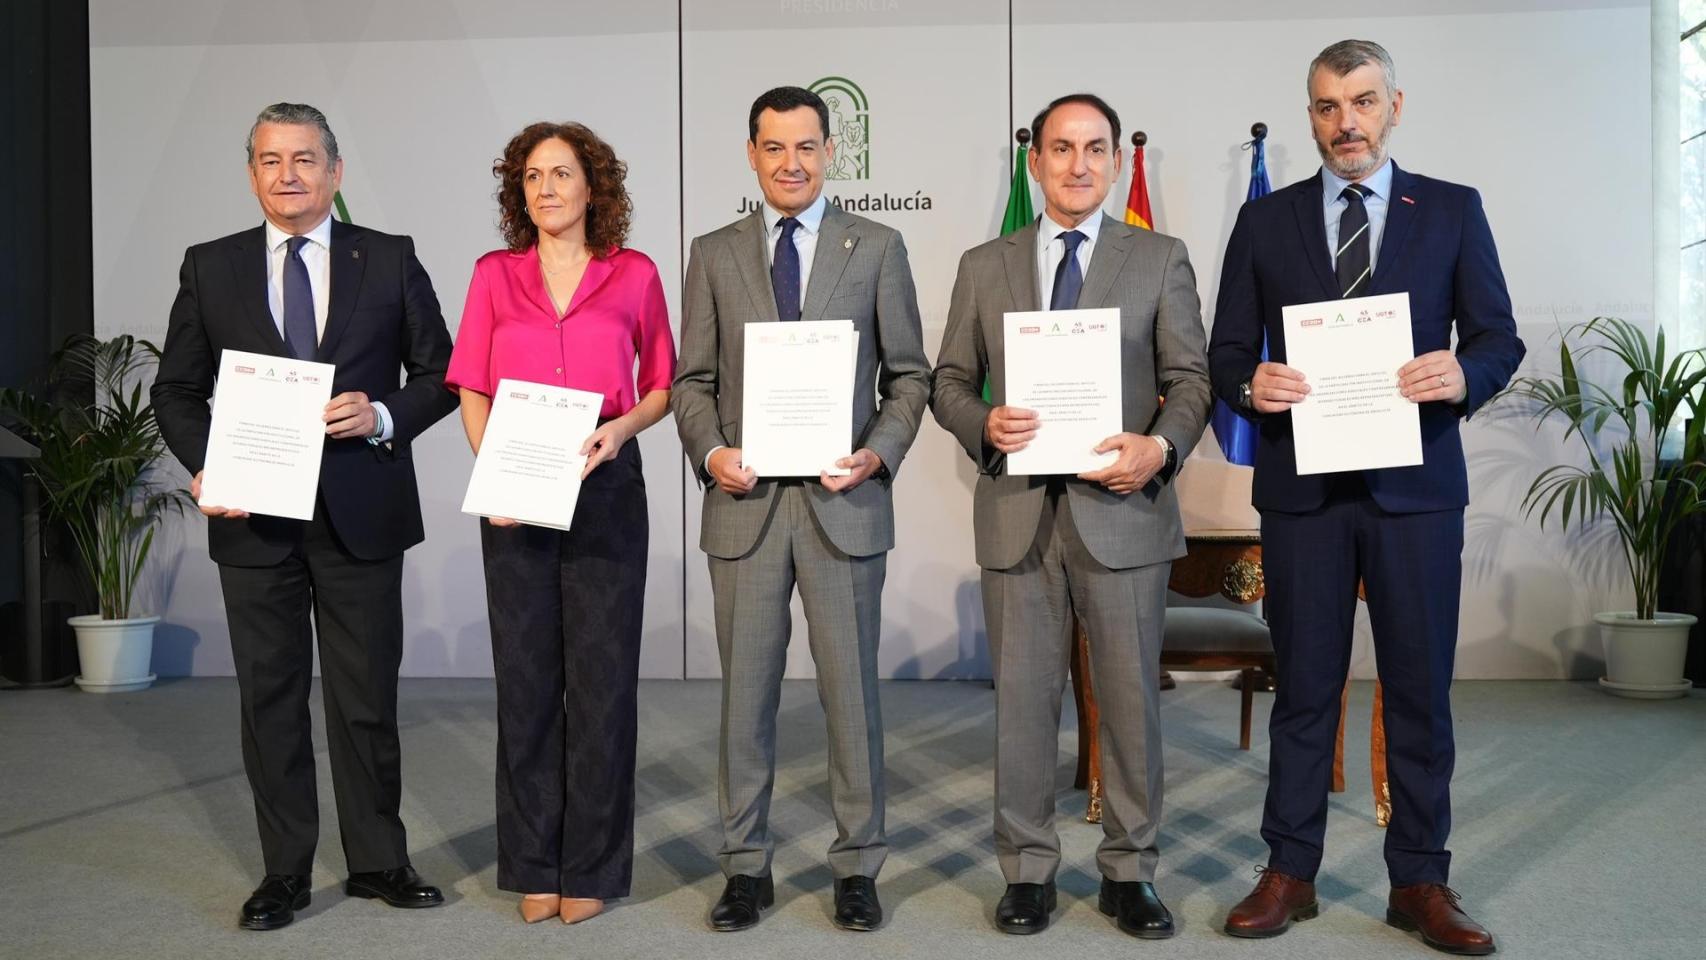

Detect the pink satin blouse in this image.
[445,245,676,418]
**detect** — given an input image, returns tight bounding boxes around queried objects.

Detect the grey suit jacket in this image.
[931,214,1212,571]
[672,203,932,560]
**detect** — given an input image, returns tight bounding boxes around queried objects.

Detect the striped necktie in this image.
[1336,184,1372,298]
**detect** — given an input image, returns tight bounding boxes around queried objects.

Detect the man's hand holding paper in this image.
[1278,292,1424,475]
[197,349,336,521]
[1001,307,1123,476]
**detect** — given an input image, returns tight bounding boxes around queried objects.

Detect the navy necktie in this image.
[772,217,802,322]
[1336,184,1373,298]
[1049,229,1087,310]
[283,236,317,359]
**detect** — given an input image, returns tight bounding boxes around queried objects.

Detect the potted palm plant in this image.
[0,334,189,692]
[1505,316,1702,698]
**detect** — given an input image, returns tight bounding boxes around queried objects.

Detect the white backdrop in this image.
[90,0,1650,680]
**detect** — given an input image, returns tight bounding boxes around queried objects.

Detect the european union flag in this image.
[1211,132,1271,466]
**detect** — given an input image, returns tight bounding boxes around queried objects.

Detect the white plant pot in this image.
[69,614,159,693]
[1595,611,1695,699]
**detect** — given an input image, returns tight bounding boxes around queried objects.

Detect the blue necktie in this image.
[1336,184,1373,298]
[283,236,317,360]
[1050,229,1087,310]
[772,217,802,322]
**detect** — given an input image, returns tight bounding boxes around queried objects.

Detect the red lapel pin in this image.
[1400,196,1416,205]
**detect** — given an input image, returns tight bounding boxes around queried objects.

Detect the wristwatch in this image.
[1152,434,1176,472]
[1238,379,1254,410]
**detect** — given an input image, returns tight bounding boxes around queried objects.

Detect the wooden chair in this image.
[1072,529,1390,826]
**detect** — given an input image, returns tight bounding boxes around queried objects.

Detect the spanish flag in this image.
[1125,142,1152,230]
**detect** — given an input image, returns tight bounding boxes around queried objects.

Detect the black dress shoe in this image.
[344,865,444,908]
[995,881,1057,935]
[1098,878,1175,939]
[240,874,311,931]
[832,875,882,931]
[709,874,774,932]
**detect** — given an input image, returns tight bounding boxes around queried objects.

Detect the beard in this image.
[1316,117,1394,180]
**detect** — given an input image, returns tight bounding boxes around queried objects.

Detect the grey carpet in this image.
[2,678,1702,959]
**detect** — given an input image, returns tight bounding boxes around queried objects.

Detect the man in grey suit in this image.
[671,85,931,934]
[931,93,1211,939]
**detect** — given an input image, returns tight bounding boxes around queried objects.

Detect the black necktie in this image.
[283,236,317,359]
[1050,229,1087,310]
[772,217,802,322]
[1336,184,1372,298]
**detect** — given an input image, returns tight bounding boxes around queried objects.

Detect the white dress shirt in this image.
[262,214,391,441]
[1035,208,1102,311]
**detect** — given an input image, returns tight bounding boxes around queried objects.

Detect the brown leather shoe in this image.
[1387,884,1496,955]
[1223,867,1318,938]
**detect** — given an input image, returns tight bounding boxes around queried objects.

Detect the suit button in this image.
[555,367,563,374]
[554,322,561,329]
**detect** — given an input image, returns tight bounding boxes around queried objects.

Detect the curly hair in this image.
[493,122,632,255]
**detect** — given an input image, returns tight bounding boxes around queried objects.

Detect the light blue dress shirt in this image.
[761,193,828,312]
[1322,158,1394,273]
[1035,209,1102,310]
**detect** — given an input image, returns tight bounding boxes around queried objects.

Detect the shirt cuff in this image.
[704,444,724,474]
[368,401,394,445]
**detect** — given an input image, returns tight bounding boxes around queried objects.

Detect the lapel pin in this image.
[1400,196,1416,205]
[844,237,853,249]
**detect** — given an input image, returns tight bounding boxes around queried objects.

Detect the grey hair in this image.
[245,102,340,165]
[1307,39,1397,99]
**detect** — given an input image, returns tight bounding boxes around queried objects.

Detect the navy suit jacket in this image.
[153,220,458,566]
[1208,163,1525,514]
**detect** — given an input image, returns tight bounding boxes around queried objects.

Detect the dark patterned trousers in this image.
[479,438,648,898]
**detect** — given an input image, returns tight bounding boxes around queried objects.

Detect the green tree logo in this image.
[808,76,869,181]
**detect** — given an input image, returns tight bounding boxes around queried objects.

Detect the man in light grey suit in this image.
[931,93,1211,939]
[671,85,930,934]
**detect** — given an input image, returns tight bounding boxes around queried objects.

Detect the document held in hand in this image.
[1280,292,1424,475]
[740,319,856,477]
[1003,308,1123,476]
[199,349,335,521]
[460,379,603,531]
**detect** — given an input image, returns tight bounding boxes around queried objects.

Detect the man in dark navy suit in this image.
[1208,41,1523,956]
[152,103,457,931]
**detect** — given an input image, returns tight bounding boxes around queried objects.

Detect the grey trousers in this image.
[981,486,1170,884]
[708,484,888,879]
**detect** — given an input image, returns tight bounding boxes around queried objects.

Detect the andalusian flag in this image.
[985,139,1035,401]
[1125,142,1153,230]
[1210,132,1271,466]
[1000,140,1034,235]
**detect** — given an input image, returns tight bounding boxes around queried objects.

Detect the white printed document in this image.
[741,319,855,477]
[1003,308,1123,476]
[1281,292,1423,475]
[461,379,604,531]
[199,350,334,521]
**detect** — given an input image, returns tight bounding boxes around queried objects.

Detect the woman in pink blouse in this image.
[446,122,675,925]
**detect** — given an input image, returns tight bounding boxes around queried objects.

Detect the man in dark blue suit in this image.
[1208,41,1523,956]
[153,103,457,931]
